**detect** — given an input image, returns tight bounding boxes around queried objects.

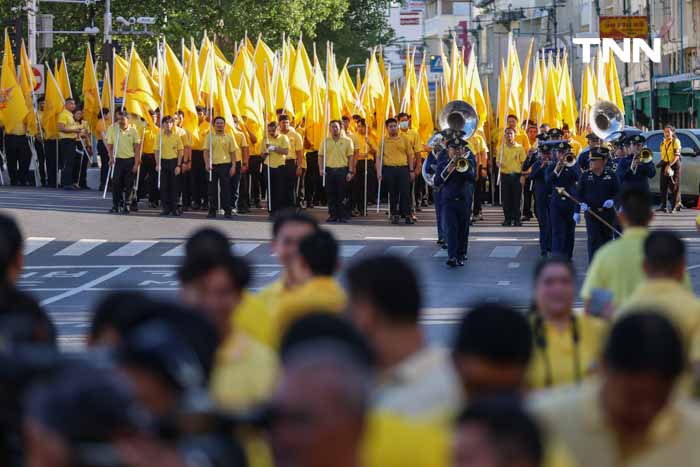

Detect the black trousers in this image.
[209,163,232,214]
[238,162,250,211]
[415,167,427,205]
[352,159,377,214]
[659,161,681,209]
[139,154,158,204]
[585,209,615,262]
[59,138,77,187]
[178,170,191,208]
[98,141,110,189]
[383,165,410,217]
[522,177,534,217]
[501,173,522,223]
[190,150,207,208]
[230,161,242,208]
[248,155,263,204]
[160,159,178,213]
[268,166,286,214]
[5,135,29,185]
[473,175,487,216]
[45,139,58,187]
[305,152,324,207]
[284,159,297,208]
[35,139,47,185]
[296,167,306,208]
[444,195,469,259]
[112,157,134,209]
[326,167,348,219]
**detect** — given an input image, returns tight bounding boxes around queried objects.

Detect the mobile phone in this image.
[588,288,614,317]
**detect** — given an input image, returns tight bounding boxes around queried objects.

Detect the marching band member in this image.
[525,141,554,258]
[658,125,682,213]
[546,142,580,260]
[616,133,655,191]
[561,124,581,156]
[434,138,476,267]
[498,127,527,227]
[576,132,601,172]
[155,115,184,216]
[379,118,416,225]
[577,146,620,262]
[204,116,239,219]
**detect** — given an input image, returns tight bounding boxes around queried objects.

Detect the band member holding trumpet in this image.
[525,141,555,258]
[576,146,620,261]
[616,133,655,191]
[546,142,580,260]
[498,127,527,226]
[434,138,476,267]
[658,125,682,213]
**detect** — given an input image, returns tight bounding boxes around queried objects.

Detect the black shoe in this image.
[172,210,181,217]
[339,217,348,223]
[391,215,400,225]
[457,258,465,266]
[437,239,444,246]
[237,208,250,214]
[674,205,682,213]
[446,258,458,268]
[254,201,262,209]
[121,206,130,215]
[224,211,233,219]
[109,206,119,214]
[441,243,447,250]
[159,210,169,216]
[207,211,216,219]
[326,216,338,223]
[405,217,415,225]
[502,220,511,227]
[415,206,422,212]
[130,202,139,212]
[149,202,159,209]
[421,200,428,207]
[514,221,522,227]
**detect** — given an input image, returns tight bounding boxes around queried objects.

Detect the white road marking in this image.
[40,266,130,305]
[489,246,522,258]
[108,240,158,257]
[340,245,364,257]
[162,244,185,256]
[433,249,448,257]
[497,280,511,286]
[364,236,405,240]
[24,237,55,254]
[508,262,520,269]
[386,245,418,256]
[231,242,262,256]
[55,239,107,256]
[23,264,283,269]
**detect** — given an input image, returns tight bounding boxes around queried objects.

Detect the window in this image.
[645,133,663,152]
[453,2,470,16]
[678,133,698,151]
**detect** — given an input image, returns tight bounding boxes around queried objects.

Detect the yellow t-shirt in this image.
[527,313,608,390]
[176,126,192,148]
[57,109,77,139]
[207,132,238,165]
[94,118,109,141]
[74,120,90,142]
[106,125,140,159]
[321,136,354,169]
[192,120,211,151]
[498,143,527,174]
[661,137,681,163]
[141,127,157,154]
[281,128,304,163]
[351,133,374,161]
[400,128,422,154]
[158,131,184,160]
[296,126,308,169]
[233,292,276,349]
[232,126,249,162]
[382,134,412,167]
[497,130,530,152]
[263,134,290,168]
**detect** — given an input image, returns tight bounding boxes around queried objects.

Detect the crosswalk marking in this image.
[24,237,55,255]
[340,245,364,257]
[231,242,262,256]
[489,246,522,258]
[433,249,448,257]
[108,240,158,257]
[162,244,185,257]
[55,239,107,256]
[386,245,418,256]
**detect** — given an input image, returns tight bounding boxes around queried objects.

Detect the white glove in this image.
[267,145,277,152]
[580,202,589,213]
[603,199,614,209]
[573,213,581,224]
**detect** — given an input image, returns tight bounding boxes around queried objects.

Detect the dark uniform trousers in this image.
[248,155,263,204]
[585,209,615,261]
[296,168,306,208]
[659,161,681,209]
[550,196,576,259]
[472,173,487,216]
[59,138,77,187]
[45,139,58,187]
[35,139,47,185]
[435,188,445,241]
[352,159,376,214]
[160,159,178,213]
[305,152,325,207]
[326,167,348,219]
[208,163,232,215]
[73,142,89,188]
[190,150,207,208]
[139,154,158,204]
[97,140,110,189]
[230,161,242,209]
[6,135,30,185]
[383,165,410,217]
[238,163,250,211]
[112,157,135,209]
[284,159,297,207]
[268,165,286,214]
[178,170,191,208]
[501,173,522,223]
[522,178,534,218]
[535,192,551,255]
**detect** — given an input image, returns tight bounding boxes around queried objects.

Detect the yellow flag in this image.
[101,64,113,112]
[340,62,358,117]
[558,56,577,131]
[595,49,610,102]
[606,56,625,118]
[188,38,202,105]
[113,52,129,100]
[253,36,275,89]
[483,76,494,151]
[212,73,235,134]
[56,53,72,99]
[529,56,544,124]
[542,60,561,127]
[238,73,263,145]
[178,69,199,138]
[365,49,384,103]
[464,48,487,129]
[415,58,433,143]
[198,45,216,104]
[41,66,64,138]
[290,39,311,122]
[163,41,184,116]
[306,62,326,151]
[231,45,254,89]
[0,30,29,132]
[125,46,159,111]
[438,41,451,98]
[82,44,101,130]
[18,40,38,135]
[274,60,294,116]
[581,63,597,125]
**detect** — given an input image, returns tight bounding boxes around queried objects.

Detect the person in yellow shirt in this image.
[106,111,141,214]
[469,130,490,222]
[72,108,92,190]
[379,118,416,225]
[498,127,527,227]
[232,115,252,213]
[320,120,355,223]
[279,114,304,210]
[174,111,193,214]
[521,124,539,222]
[527,257,607,390]
[95,108,112,192]
[275,229,347,345]
[57,98,86,190]
[350,118,377,216]
[204,116,238,219]
[156,116,185,216]
[561,124,581,157]
[497,114,531,152]
[659,124,682,213]
[191,106,211,211]
[262,121,290,215]
[398,113,422,221]
[139,116,159,208]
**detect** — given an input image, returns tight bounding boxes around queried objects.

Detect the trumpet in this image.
[631,147,654,173]
[440,154,471,180]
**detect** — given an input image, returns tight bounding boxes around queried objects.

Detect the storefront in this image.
[623,73,699,129]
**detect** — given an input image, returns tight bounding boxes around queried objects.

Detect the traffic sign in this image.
[430,55,443,73]
[32,65,44,94]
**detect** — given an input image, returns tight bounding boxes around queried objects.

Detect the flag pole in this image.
[364,131,368,216]
[157,39,165,190]
[263,61,272,213]
[45,65,65,189]
[322,42,330,187]
[24,47,44,187]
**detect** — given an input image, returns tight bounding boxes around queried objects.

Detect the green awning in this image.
[657,87,670,109]
[669,82,692,113]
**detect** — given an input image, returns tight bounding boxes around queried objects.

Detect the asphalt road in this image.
[4,183,700,350]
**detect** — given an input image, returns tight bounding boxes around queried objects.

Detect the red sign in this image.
[599,16,649,39]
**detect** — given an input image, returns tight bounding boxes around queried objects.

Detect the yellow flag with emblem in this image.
[41,66,64,138]
[19,39,38,136]
[0,29,29,132]
[82,44,101,130]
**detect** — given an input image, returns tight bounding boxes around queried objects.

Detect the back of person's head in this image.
[89,291,160,346]
[272,210,319,238]
[619,187,652,227]
[0,214,23,284]
[643,230,685,277]
[603,311,684,381]
[455,397,544,467]
[0,285,56,346]
[184,227,230,258]
[298,229,338,276]
[346,255,421,325]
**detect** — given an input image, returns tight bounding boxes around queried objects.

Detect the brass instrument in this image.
[589,101,624,141]
[631,147,654,173]
[440,152,471,181]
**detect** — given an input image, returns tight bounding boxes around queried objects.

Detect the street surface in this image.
[4,184,700,350]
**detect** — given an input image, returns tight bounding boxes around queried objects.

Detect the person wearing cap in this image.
[435,138,476,267]
[659,124,682,213]
[576,146,620,262]
[546,141,580,260]
[576,132,601,172]
[616,133,655,191]
[498,127,527,227]
[526,141,555,257]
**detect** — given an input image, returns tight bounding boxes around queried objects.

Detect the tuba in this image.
[590,101,624,142]
[422,100,479,187]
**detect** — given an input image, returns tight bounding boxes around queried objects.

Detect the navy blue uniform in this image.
[577,168,620,261]
[577,147,590,171]
[428,149,447,242]
[435,153,476,261]
[616,155,655,191]
[526,156,552,256]
[546,163,580,260]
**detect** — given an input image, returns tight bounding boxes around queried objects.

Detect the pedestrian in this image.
[498,127,527,226]
[379,118,416,225]
[72,108,91,189]
[106,111,141,214]
[204,116,237,219]
[469,129,489,223]
[525,141,554,257]
[349,118,377,216]
[434,138,476,267]
[279,114,304,210]
[521,123,539,221]
[658,124,682,213]
[262,121,291,215]
[320,120,354,223]
[576,146,620,262]
[546,142,580,260]
[139,116,159,207]
[57,98,83,190]
[190,106,210,211]
[156,115,184,216]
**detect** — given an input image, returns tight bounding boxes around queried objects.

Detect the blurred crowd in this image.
[2,186,700,467]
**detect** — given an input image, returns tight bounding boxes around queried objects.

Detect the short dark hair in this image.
[396,112,410,120]
[161,115,174,124]
[298,229,337,276]
[196,105,206,113]
[533,255,575,283]
[65,98,75,104]
[89,291,158,342]
[562,123,570,131]
[453,303,532,367]
[507,114,518,122]
[278,114,290,122]
[385,117,398,127]
[603,312,685,380]
[329,119,342,128]
[346,256,421,324]
[619,186,652,226]
[176,110,184,117]
[179,228,250,290]
[0,213,23,281]
[357,118,367,127]
[271,210,319,238]
[456,397,544,467]
[267,121,278,130]
[213,116,225,124]
[644,231,685,275]
[341,115,350,122]
[0,284,57,345]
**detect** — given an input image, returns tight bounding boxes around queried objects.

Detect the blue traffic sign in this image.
[430,55,443,73]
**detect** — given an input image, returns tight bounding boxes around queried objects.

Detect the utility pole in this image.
[623,0,629,87]
[27,0,37,62]
[646,0,656,129]
[104,0,112,44]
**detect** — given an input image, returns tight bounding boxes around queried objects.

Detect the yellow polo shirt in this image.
[94,118,109,141]
[207,132,238,165]
[263,134,290,168]
[527,313,608,390]
[5,120,25,136]
[192,120,211,151]
[57,109,76,139]
[142,127,157,154]
[232,126,249,162]
[281,128,303,163]
[321,136,354,169]
[233,292,276,348]
[106,125,140,159]
[296,126,308,169]
[351,133,374,161]
[74,120,90,142]
[661,137,681,163]
[175,126,192,148]
[158,131,184,160]
[498,143,527,174]
[382,134,411,167]
[497,130,530,152]
[400,128,422,154]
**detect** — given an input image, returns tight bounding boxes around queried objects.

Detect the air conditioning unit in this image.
[37,14,53,49]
